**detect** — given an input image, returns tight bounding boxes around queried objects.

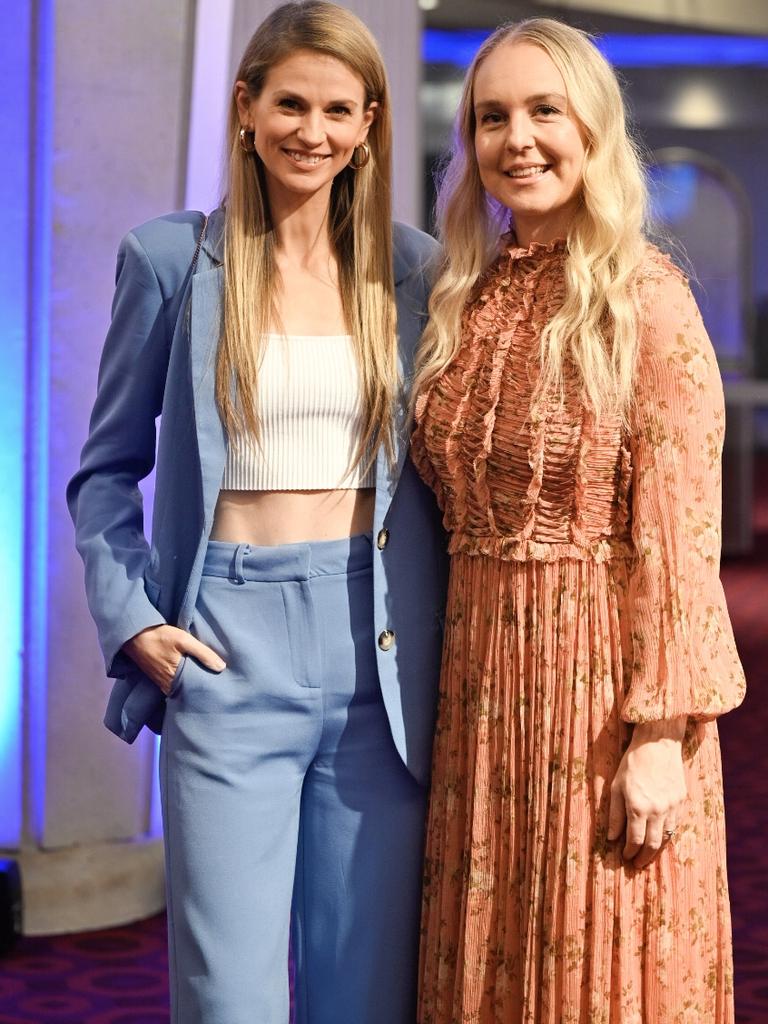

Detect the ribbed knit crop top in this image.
[221,334,375,491]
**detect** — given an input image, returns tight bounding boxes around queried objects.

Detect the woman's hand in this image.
[607,716,687,869]
[122,624,226,696]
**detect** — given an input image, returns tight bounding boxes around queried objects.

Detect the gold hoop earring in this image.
[239,127,256,153]
[349,142,371,170]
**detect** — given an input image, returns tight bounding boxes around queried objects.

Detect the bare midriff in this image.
[210,488,376,546]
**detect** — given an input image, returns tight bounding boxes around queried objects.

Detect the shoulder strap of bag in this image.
[190,213,209,275]
[177,213,211,347]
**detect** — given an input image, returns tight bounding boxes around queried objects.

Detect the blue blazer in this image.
[67,207,448,786]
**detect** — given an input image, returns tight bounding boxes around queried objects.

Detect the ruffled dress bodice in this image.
[412,238,630,563]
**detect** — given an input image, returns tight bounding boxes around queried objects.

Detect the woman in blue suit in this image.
[67,4,446,1022]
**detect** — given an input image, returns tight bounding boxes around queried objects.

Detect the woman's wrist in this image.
[630,715,687,744]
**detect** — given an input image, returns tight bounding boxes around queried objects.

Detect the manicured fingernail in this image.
[215,659,226,671]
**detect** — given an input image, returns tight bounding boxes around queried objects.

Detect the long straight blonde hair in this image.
[414,18,650,422]
[218,0,397,470]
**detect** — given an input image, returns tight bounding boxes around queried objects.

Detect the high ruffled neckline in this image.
[502,232,567,261]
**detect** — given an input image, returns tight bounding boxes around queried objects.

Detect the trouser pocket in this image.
[167,655,187,698]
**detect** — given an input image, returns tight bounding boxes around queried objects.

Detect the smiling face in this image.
[235,48,375,208]
[473,41,587,245]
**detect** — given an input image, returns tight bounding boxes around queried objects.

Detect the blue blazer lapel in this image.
[189,265,227,530]
[375,240,427,511]
[375,297,409,501]
[188,208,227,532]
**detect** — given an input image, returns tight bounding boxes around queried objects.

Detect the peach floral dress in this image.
[411,238,746,1024]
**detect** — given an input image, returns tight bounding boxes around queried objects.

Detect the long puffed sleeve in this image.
[621,258,746,723]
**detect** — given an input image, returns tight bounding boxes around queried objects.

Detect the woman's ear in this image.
[358,100,378,144]
[234,80,254,126]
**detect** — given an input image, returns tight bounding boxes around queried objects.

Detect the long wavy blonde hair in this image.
[414,18,650,422]
[219,0,397,470]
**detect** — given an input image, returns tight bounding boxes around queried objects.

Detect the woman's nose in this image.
[505,114,534,152]
[295,111,325,148]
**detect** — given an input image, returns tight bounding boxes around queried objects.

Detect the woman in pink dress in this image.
[412,18,746,1023]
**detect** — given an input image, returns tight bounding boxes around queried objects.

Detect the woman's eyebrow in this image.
[271,89,359,108]
[528,92,567,105]
[474,92,567,110]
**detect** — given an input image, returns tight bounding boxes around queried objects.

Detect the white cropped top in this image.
[221,334,376,491]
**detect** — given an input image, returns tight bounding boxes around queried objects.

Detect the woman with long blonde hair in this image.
[67,3,447,1021]
[412,18,744,1022]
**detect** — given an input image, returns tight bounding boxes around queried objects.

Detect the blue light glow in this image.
[0,5,31,846]
[648,163,699,224]
[26,0,54,844]
[148,737,163,839]
[423,29,492,68]
[423,30,768,68]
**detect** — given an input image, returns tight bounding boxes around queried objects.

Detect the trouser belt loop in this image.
[230,543,250,585]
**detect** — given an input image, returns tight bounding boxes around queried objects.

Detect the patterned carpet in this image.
[719,497,768,1024]
[0,515,766,1023]
[0,916,169,1023]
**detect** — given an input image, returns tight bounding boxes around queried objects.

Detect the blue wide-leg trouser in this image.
[160,535,428,1024]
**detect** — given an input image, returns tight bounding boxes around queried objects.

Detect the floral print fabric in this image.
[411,238,746,1023]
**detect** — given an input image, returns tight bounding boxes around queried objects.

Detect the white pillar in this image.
[9,0,197,935]
[185,0,237,212]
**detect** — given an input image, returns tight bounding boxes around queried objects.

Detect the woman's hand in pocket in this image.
[122,624,226,696]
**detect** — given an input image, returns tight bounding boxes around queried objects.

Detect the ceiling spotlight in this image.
[418,0,440,10]
[671,82,728,129]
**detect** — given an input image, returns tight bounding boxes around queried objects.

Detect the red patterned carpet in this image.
[0,503,766,1023]
[0,916,169,1023]
[719,490,768,1024]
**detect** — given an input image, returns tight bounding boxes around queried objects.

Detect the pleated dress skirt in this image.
[417,551,734,1024]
